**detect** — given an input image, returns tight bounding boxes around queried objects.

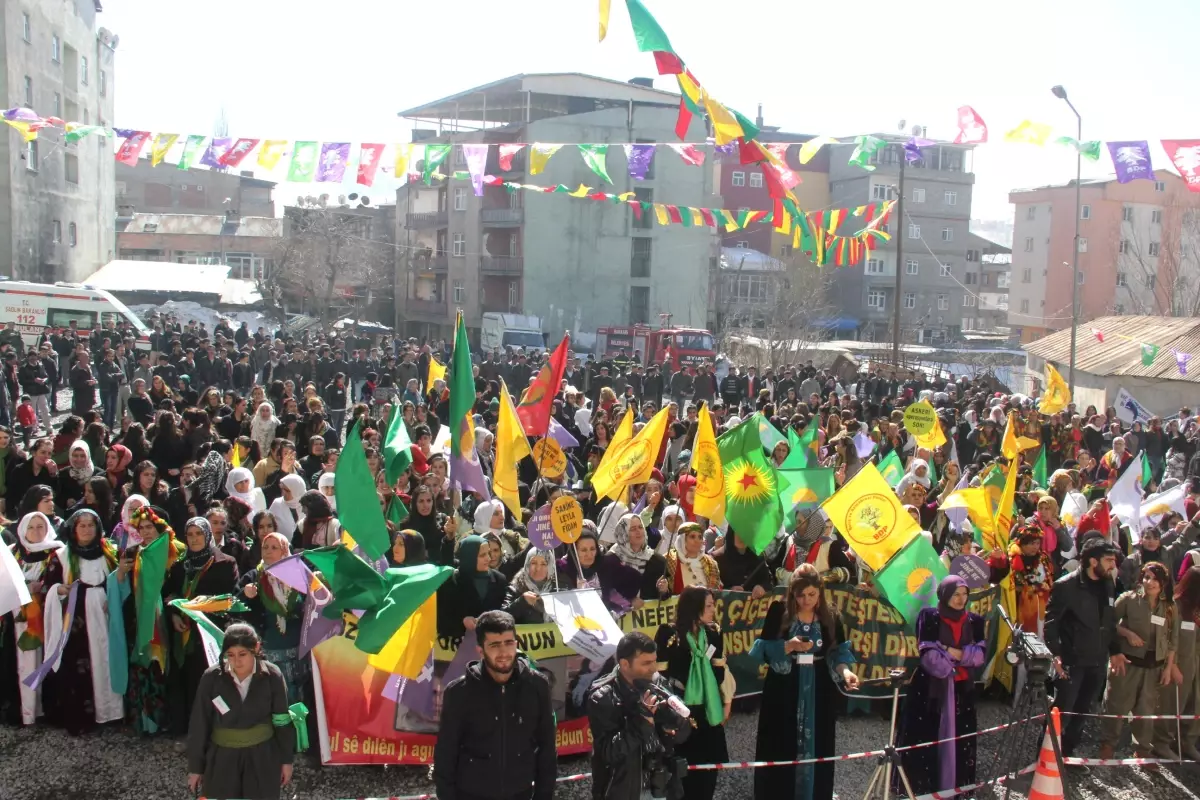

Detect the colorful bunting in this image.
[498,143,524,171]
[149,134,178,168]
[315,143,350,183]
[904,136,935,164]
[177,134,207,171]
[577,144,613,183]
[623,143,655,180]
[1162,140,1200,192]
[953,106,988,144]
[529,143,563,175]
[798,135,837,164]
[1054,137,1102,161]
[624,0,674,54]
[599,0,611,41]
[115,132,151,166]
[666,142,704,165]
[848,135,884,170]
[198,137,232,169]
[357,143,385,187]
[421,143,451,184]
[1107,141,1155,183]
[1141,342,1160,366]
[287,141,320,182]
[1176,351,1192,376]
[219,138,260,168]
[462,143,489,196]
[63,123,106,143]
[1004,121,1052,145]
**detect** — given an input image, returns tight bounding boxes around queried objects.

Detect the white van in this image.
[0,281,151,346]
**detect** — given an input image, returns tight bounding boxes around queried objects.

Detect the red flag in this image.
[515,335,570,436]
[1162,140,1200,192]
[219,138,260,167]
[953,106,988,144]
[115,132,151,166]
[1091,328,1105,343]
[357,143,385,186]
[653,51,684,75]
[668,143,704,166]
[666,205,683,224]
[630,203,643,222]
[498,144,525,171]
[674,100,692,140]
[699,208,716,227]
[738,138,767,165]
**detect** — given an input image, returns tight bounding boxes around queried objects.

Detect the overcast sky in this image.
[98,0,1197,220]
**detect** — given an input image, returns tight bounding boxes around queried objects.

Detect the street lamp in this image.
[1052,85,1082,394]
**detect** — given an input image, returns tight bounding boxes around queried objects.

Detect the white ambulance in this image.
[0,280,152,346]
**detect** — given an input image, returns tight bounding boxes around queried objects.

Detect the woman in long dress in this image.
[750,563,858,800]
[5,512,65,725]
[42,508,125,734]
[237,531,308,705]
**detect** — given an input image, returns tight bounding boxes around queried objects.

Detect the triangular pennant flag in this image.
[577,144,612,183]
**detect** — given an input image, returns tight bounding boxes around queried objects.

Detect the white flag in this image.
[1108,452,1145,529]
[542,588,625,663]
[0,543,31,617]
[1139,484,1188,532]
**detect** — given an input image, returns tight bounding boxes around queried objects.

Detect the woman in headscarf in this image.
[602,513,669,609]
[56,440,100,510]
[267,474,306,543]
[236,531,308,705]
[249,401,280,459]
[402,485,455,567]
[656,586,735,800]
[474,426,495,479]
[895,575,987,795]
[651,503,685,557]
[41,508,124,735]
[750,564,858,800]
[1010,523,1055,637]
[224,466,267,515]
[665,522,722,594]
[2,483,63,547]
[768,508,854,587]
[164,516,239,734]
[104,443,133,495]
[503,548,557,624]
[557,522,604,591]
[386,529,427,568]
[675,473,697,522]
[294,491,340,550]
[111,493,148,548]
[435,535,508,638]
[472,498,528,564]
[2,511,65,725]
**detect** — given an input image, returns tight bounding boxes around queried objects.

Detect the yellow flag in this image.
[692,404,724,523]
[591,407,670,501]
[569,184,593,198]
[257,139,288,170]
[599,0,611,40]
[701,92,744,146]
[231,442,242,469]
[1039,362,1071,415]
[1004,121,1052,146]
[1000,411,1039,461]
[914,418,947,450]
[150,134,178,167]
[367,595,438,678]
[798,135,837,165]
[529,143,563,175]
[821,463,919,572]
[653,204,670,226]
[494,379,532,519]
[993,457,1019,547]
[593,408,635,501]
[427,356,446,387]
[942,488,998,549]
[392,143,413,180]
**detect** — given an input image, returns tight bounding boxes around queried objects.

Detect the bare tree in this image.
[1105,198,1200,316]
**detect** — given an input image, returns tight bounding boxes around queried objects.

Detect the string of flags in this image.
[1090,327,1194,376]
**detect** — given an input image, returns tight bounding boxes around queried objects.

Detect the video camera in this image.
[998,606,1055,684]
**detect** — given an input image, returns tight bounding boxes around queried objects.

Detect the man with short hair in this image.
[434,610,556,800]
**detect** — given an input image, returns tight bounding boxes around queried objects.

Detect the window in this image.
[966,249,980,262]
[749,172,763,188]
[964,272,977,285]
[906,259,918,275]
[1116,272,1127,287]
[1149,242,1160,256]
[780,244,792,257]
[1155,181,1166,192]
[453,280,465,304]
[1081,204,1090,220]
[962,318,974,331]
[867,290,886,309]
[944,191,957,206]
[940,263,951,277]
[1022,268,1032,283]
[1078,237,1087,253]
[52,220,61,243]
[1077,271,1085,285]
[68,222,76,247]
[22,12,30,42]
[903,292,916,309]
[52,92,61,117]
[632,187,653,230]
[731,171,745,187]
[451,233,465,256]
[726,274,770,303]
[912,187,926,203]
[99,70,106,97]
[963,295,976,307]
[508,281,519,309]
[52,34,60,63]
[25,139,37,172]
[1147,275,1157,290]
[1020,299,1030,313]
[871,184,890,201]
[80,56,88,85]
[1026,206,1036,220]
[1119,239,1130,254]
[866,259,885,275]
[1152,209,1162,224]
[1122,206,1134,222]
[64,153,77,184]
[907,223,920,239]
[1024,237,1034,252]
[23,76,32,106]
[631,237,652,278]
[941,227,954,242]
[735,240,749,249]
[937,294,948,310]
[453,187,468,211]
[997,272,1010,288]
[630,286,651,324]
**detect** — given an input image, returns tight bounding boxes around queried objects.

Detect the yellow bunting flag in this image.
[1004,121,1052,146]
[1000,411,1039,461]
[427,356,446,388]
[366,595,438,678]
[494,378,532,519]
[569,184,593,198]
[529,143,564,175]
[692,403,725,523]
[1039,362,1071,415]
[590,406,669,501]
[701,92,744,146]
[599,0,611,41]
[822,463,920,572]
[798,135,837,165]
[257,139,288,170]
[150,134,178,167]
[654,204,670,226]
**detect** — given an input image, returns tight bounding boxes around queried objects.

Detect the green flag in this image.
[624,0,674,53]
[1141,343,1160,366]
[781,425,816,469]
[383,406,414,486]
[1033,446,1048,489]
[177,134,206,170]
[134,534,174,663]
[878,450,904,488]
[334,421,390,561]
[717,414,785,554]
[778,467,836,528]
[386,497,408,528]
[449,313,489,494]
[758,416,788,452]
[577,144,612,184]
[287,141,319,182]
[1140,450,1153,490]
[848,135,885,170]
[423,144,451,184]
[873,536,947,627]
[927,458,938,487]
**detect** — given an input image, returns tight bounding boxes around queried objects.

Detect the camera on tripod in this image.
[998,606,1054,685]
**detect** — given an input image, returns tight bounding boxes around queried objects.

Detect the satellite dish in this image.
[295,195,305,206]
[911,124,923,137]
[348,193,358,201]
[359,196,371,207]
[317,194,329,207]
[337,194,348,206]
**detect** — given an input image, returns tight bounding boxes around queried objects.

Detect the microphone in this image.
[644,683,691,719]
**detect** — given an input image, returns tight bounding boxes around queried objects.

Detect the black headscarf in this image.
[63,508,105,561]
[183,516,218,575]
[386,529,427,567]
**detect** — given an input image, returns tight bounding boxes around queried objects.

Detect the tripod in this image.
[861,669,917,800]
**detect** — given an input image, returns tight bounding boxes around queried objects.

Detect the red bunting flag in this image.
[498,144,525,171]
[666,205,683,224]
[954,106,989,144]
[667,143,705,166]
[1162,140,1200,192]
[219,138,260,167]
[1091,328,1105,343]
[115,132,151,166]
[357,143,385,186]
[699,208,716,227]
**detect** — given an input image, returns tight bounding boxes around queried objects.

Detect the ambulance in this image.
[0,280,152,346]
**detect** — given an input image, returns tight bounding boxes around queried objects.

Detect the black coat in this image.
[1044,567,1119,668]
[433,659,557,800]
[436,568,509,638]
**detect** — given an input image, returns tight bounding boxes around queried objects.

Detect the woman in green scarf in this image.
[653,586,731,800]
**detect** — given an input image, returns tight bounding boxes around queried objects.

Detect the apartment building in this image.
[116,161,276,218]
[965,232,1011,333]
[394,73,719,341]
[4,1,116,282]
[1006,171,1200,344]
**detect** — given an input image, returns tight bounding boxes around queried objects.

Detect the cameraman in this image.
[588,631,691,800]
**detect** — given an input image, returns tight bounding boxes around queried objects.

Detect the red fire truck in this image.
[594,323,716,371]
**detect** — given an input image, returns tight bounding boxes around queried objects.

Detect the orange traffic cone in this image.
[1028,707,1065,800]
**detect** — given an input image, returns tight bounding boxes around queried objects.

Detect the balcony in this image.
[403,297,449,320]
[410,253,448,273]
[481,207,523,226]
[481,256,524,275]
[406,211,448,228]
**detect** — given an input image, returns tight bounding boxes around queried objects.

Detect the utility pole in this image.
[892,150,907,367]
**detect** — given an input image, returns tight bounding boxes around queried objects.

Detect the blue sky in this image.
[98,0,1198,219]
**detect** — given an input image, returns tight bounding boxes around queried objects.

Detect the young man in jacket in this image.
[434,610,556,800]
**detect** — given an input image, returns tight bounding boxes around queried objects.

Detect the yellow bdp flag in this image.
[822,463,919,573]
[1000,411,1040,461]
[427,356,446,388]
[590,407,670,501]
[692,403,725,524]
[941,488,998,550]
[592,407,634,501]
[367,595,438,679]
[993,456,1020,548]
[494,379,531,519]
[1039,362,1071,415]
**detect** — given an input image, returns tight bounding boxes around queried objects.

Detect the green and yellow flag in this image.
[717,414,784,554]
[779,467,836,529]
[873,536,947,627]
[878,450,904,488]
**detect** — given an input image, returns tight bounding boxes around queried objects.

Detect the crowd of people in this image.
[3,310,1200,799]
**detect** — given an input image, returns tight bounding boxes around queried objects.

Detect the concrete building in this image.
[394,73,719,341]
[115,212,283,281]
[1006,171,1200,344]
[3,1,116,282]
[965,232,1011,333]
[711,245,785,331]
[827,137,976,343]
[116,161,275,217]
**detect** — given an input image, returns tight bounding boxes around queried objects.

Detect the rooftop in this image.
[720,247,785,272]
[117,213,283,237]
[1023,315,1200,384]
[1010,169,1177,195]
[84,260,263,306]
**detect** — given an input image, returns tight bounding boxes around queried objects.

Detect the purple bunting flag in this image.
[904,137,935,164]
[199,137,232,169]
[3,107,39,122]
[1107,141,1155,183]
[462,144,489,197]
[112,127,136,139]
[1176,350,1192,376]
[264,554,312,593]
[396,652,436,717]
[316,142,351,183]
[623,144,656,180]
[298,575,340,658]
[548,417,580,449]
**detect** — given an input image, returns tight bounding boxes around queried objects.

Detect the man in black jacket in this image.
[1044,537,1124,758]
[434,610,556,800]
[587,632,690,800]
[18,349,52,434]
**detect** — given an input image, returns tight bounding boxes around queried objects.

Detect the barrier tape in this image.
[1060,710,1200,721]
[1062,756,1177,766]
[914,763,1036,800]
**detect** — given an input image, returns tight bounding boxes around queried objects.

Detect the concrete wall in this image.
[115,161,275,217]
[2,1,115,283]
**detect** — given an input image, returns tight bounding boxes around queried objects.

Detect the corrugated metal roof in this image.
[1023,316,1200,383]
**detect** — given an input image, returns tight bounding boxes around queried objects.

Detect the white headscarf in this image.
[318,472,336,510]
[268,477,304,540]
[18,511,63,554]
[672,526,707,587]
[250,401,279,455]
[473,499,506,535]
[280,474,307,509]
[611,513,652,572]
[67,440,94,483]
[225,467,256,505]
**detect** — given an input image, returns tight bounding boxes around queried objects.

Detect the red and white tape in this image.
[1060,710,1200,721]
